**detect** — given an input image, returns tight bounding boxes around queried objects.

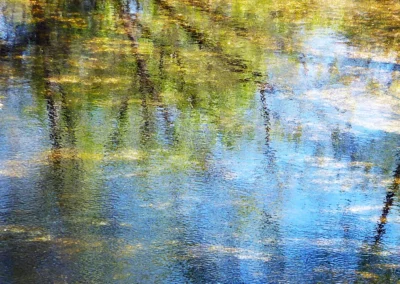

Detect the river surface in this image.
[0,0,400,283]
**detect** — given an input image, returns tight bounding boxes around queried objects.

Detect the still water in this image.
[0,0,400,282]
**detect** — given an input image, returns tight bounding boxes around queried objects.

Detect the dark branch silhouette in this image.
[374,157,400,243]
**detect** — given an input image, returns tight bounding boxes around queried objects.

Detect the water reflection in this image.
[0,0,400,282]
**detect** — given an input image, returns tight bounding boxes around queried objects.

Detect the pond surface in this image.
[0,0,400,282]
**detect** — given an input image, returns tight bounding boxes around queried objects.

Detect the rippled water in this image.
[0,0,400,282]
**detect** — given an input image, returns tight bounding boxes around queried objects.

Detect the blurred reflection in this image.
[0,0,399,282]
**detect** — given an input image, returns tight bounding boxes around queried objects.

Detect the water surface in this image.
[0,0,400,282]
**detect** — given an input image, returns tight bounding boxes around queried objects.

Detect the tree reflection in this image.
[0,0,400,282]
